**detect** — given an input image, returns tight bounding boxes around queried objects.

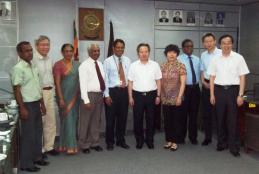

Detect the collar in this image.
[222,51,234,58]
[167,59,177,65]
[35,51,49,60]
[137,59,150,65]
[113,54,123,59]
[207,47,220,55]
[19,58,32,67]
[88,57,98,63]
[183,53,193,58]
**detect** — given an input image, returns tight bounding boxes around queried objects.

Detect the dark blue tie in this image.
[188,56,196,85]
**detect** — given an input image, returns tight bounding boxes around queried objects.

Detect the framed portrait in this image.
[186,11,196,25]
[172,10,183,24]
[158,9,169,23]
[216,11,225,26]
[79,8,104,41]
[0,1,15,21]
[204,12,213,26]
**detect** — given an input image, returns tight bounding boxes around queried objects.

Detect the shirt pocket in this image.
[109,66,118,77]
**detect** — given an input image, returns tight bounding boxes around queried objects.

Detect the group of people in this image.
[10,33,249,172]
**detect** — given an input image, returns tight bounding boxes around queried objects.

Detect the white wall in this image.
[78,0,155,62]
[19,0,75,62]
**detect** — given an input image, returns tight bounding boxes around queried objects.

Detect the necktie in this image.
[118,57,126,86]
[188,56,197,85]
[95,61,105,91]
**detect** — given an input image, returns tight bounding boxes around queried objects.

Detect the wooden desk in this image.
[239,97,259,152]
[0,116,19,174]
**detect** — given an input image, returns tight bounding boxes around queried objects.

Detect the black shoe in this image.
[136,142,143,149]
[21,166,41,172]
[82,148,90,154]
[117,142,130,149]
[216,146,226,151]
[34,159,49,166]
[202,139,212,146]
[106,145,114,151]
[146,143,154,149]
[42,153,48,160]
[190,139,198,145]
[230,151,240,157]
[91,146,103,152]
[46,149,59,156]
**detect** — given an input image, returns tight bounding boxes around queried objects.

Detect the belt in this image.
[43,86,53,90]
[133,90,156,96]
[110,87,128,90]
[186,84,199,87]
[24,100,40,104]
[215,84,239,90]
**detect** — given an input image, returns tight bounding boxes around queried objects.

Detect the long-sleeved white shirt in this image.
[79,57,105,104]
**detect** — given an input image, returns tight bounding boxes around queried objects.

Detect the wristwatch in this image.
[238,94,244,98]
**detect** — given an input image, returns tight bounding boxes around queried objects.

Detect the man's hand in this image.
[129,97,134,107]
[84,103,93,110]
[105,97,113,106]
[20,105,29,120]
[237,96,244,107]
[210,95,216,105]
[41,103,46,116]
[155,97,160,105]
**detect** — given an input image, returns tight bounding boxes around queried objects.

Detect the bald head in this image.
[88,44,100,60]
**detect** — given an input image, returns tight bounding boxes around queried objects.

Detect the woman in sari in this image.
[53,44,80,155]
[161,44,186,151]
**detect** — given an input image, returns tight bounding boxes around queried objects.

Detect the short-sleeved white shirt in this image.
[207,51,249,85]
[128,60,162,92]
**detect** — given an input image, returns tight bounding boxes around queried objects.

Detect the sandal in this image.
[66,148,78,155]
[170,143,178,151]
[164,142,172,149]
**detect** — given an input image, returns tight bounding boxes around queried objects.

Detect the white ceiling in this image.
[154,0,259,5]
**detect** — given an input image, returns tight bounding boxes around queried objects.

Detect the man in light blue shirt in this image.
[200,33,221,146]
[103,39,131,150]
[178,39,201,145]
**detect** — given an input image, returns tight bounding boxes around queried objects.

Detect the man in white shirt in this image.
[208,34,249,157]
[78,44,105,154]
[103,39,131,150]
[33,35,58,156]
[128,43,162,149]
[200,33,221,146]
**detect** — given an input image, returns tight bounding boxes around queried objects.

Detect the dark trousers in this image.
[180,84,200,142]
[215,85,240,152]
[154,104,161,131]
[201,86,214,141]
[105,87,128,145]
[162,105,182,143]
[20,101,43,168]
[133,90,156,144]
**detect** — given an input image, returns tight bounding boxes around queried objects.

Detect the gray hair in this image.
[35,35,50,45]
[87,43,100,54]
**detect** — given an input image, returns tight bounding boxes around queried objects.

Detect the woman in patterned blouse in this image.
[161,44,186,151]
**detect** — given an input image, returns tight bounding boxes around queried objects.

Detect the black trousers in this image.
[201,86,214,141]
[133,90,156,144]
[20,101,43,168]
[215,85,240,152]
[180,84,200,142]
[162,105,182,143]
[154,104,162,131]
[105,87,128,145]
